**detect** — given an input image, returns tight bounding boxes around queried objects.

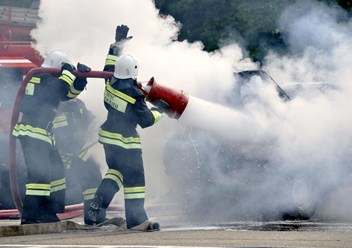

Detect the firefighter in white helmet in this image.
[12,50,91,224]
[86,25,169,231]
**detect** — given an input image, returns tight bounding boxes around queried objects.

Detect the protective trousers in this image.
[19,136,65,221]
[65,155,102,204]
[94,144,148,228]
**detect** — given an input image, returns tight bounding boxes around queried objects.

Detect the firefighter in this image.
[85,25,169,231]
[12,50,91,224]
[52,98,102,224]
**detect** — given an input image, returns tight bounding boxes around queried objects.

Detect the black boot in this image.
[21,211,60,225]
[84,199,94,225]
[125,198,148,229]
[21,195,60,225]
[85,197,107,225]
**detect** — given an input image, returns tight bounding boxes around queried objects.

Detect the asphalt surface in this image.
[1,216,352,248]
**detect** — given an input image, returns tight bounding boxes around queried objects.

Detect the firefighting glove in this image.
[115,24,132,42]
[77,63,91,73]
[61,63,76,73]
[152,99,170,113]
[74,77,88,91]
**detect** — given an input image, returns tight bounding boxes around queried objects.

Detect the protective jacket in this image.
[99,55,162,148]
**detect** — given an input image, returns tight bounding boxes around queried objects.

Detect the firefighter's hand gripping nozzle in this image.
[152,99,170,114]
[140,77,189,119]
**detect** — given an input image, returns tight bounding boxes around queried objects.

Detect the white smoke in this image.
[31,0,256,209]
[31,0,352,223]
[263,1,352,221]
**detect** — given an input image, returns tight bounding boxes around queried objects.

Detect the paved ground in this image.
[1,228,352,248]
[1,216,352,248]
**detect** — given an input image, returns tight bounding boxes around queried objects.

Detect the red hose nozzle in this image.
[141,77,189,119]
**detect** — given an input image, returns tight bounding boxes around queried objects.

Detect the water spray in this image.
[139,76,269,142]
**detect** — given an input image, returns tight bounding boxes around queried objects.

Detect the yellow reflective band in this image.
[26,183,51,196]
[82,188,97,195]
[51,178,66,187]
[106,82,136,104]
[50,178,66,193]
[105,54,117,66]
[99,129,141,143]
[104,169,123,189]
[53,114,68,128]
[26,190,51,196]
[26,183,51,190]
[12,124,55,145]
[151,110,163,123]
[104,90,128,113]
[79,142,93,161]
[98,129,141,149]
[98,136,141,149]
[82,188,97,200]
[124,186,145,199]
[124,186,145,193]
[25,83,35,95]
[26,76,41,95]
[124,193,145,199]
[51,184,66,192]
[79,148,91,161]
[29,77,41,84]
[59,69,76,85]
[67,84,82,99]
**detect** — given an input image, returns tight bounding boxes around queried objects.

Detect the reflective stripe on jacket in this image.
[98,128,142,149]
[12,123,55,145]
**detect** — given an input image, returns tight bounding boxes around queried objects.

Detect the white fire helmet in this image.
[41,50,72,69]
[114,54,139,79]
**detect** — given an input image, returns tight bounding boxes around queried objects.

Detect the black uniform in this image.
[52,98,102,222]
[90,53,163,228]
[12,66,87,224]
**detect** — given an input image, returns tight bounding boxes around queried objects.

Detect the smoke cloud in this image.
[31,0,352,224]
[32,0,254,197]
[262,0,352,221]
